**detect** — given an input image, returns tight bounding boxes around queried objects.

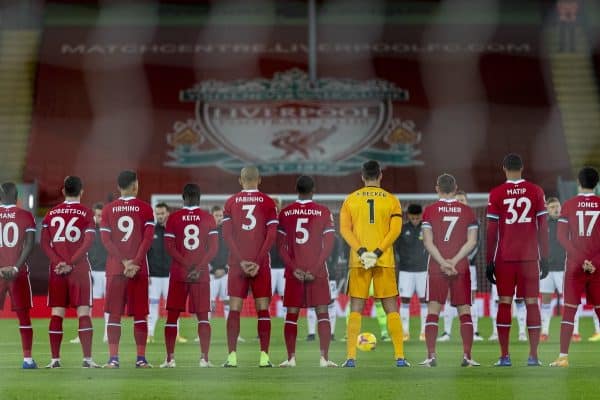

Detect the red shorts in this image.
[0,273,32,311]
[228,263,271,299]
[166,279,210,313]
[283,274,332,308]
[495,260,540,298]
[563,263,600,305]
[427,271,471,306]
[105,274,149,316]
[48,270,92,308]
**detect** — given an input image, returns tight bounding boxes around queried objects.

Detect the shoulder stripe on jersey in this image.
[421,223,432,229]
[164,233,175,238]
[222,217,231,222]
[468,225,479,230]
[267,219,279,225]
[208,230,218,235]
[486,214,499,220]
[85,229,96,233]
[277,229,287,235]
[536,211,548,216]
[323,228,335,234]
[558,218,568,224]
[100,227,111,232]
[145,221,156,226]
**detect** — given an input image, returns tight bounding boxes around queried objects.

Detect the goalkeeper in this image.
[339,160,408,367]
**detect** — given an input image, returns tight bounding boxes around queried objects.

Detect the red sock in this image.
[107,314,121,358]
[317,312,331,360]
[425,314,439,358]
[526,303,541,359]
[78,316,93,358]
[459,314,473,359]
[197,312,211,361]
[497,303,512,357]
[257,309,271,353]
[227,310,240,353]
[49,315,63,359]
[164,310,179,361]
[284,312,299,359]
[16,310,32,358]
[559,306,577,355]
[134,316,148,358]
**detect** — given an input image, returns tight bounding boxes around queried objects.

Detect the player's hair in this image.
[455,190,467,198]
[296,175,315,194]
[155,202,169,211]
[502,153,523,171]
[436,173,457,194]
[578,166,599,189]
[117,170,137,190]
[210,205,222,213]
[182,183,201,203]
[406,203,422,215]
[92,202,103,211]
[545,196,560,205]
[362,160,381,180]
[240,166,260,182]
[64,176,83,197]
[0,182,17,202]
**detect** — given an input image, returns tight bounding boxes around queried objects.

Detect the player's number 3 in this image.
[241,204,257,231]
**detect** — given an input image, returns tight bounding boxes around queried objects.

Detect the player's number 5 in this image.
[241,204,257,231]
[295,218,309,244]
[51,216,81,242]
[0,222,18,247]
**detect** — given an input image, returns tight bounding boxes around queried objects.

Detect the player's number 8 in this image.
[117,216,134,242]
[0,222,18,247]
[184,224,200,250]
[51,216,81,243]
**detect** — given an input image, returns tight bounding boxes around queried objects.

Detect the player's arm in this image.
[256,221,278,265]
[449,225,479,266]
[132,213,155,266]
[374,212,402,255]
[222,215,242,263]
[100,210,125,261]
[40,224,64,265]
[164,234,188,266]
[277,229,295,269]
[339,202,362,253]
[557,216,583,266]
[14,230,35,272]
[536,206,550,261]
[70,219,96,265]
[422,225,448,267]
[485,209,499,265]
[196,228,219,272]
[313,229,335,277]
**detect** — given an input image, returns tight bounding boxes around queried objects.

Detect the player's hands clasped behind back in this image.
[292,268,315,282]
[54,261,73,275]
[583,260,596,274]
[122,259,140,278]
[240,260,259,277]
[440,259,458,277]
[187,265,201,282]
[0,266,18,280]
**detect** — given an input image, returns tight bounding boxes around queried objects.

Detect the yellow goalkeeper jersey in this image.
[340,186,403,269]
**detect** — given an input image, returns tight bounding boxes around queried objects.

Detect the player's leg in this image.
[16,308,35,367]
[540,271,555,340]
[376,267,407,366]
[282,307,299,366]
[515,299,527,341]
[7,277,36,368]
[252,264,273,367]
[440,297,455,341]
[77,305,97,367]
[104,275,126,367]
[191,280,211,367]
[344,267,370,366]
[416,271,428,341]
[518,261,542,365]
[224,266,250,366]
[398,270,414,340]
[315,303,336,367]
[47,275,67,368]
[307,308,317,339]
[453,270,478,366]
[489,284,499,340]
[328,280,339,338]
[162,278,184,367]
[91,271,108,343]
[422,300,442,366]
[374,296,388,340]
[495,260,516,364]
[470,265,482,340]
[147,276,160,342]
[129,274,151,368]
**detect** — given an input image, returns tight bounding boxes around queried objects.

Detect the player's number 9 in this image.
[241,204,257,231]
[295,218,309,244]
[184,224,200,250]
[51,216,81,243]
[117,216,134,242]
[0,222,18,247]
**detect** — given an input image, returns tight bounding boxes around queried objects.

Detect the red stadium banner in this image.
[26,12,572,206]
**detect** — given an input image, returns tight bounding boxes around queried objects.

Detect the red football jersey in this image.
[100,197,155,275]
[487,179,547,261]
[223,190,278,263]
[557,193,600,264]
[277,200,335,276]
[42,201,95,272]
[422,199,478,272]
[0,205,36,272]
[164,206,218,282]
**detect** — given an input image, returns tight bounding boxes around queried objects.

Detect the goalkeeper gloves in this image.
[360,252,378,269]
[539,258,549,280]
[486,261,496,284]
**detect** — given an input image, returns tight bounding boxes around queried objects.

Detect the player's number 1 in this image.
[0,222,18,247]
[367,199,375,224]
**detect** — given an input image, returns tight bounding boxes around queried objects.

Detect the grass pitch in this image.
[0,315,597,400]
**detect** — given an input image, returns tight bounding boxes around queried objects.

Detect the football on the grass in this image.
[357,332,377,351]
